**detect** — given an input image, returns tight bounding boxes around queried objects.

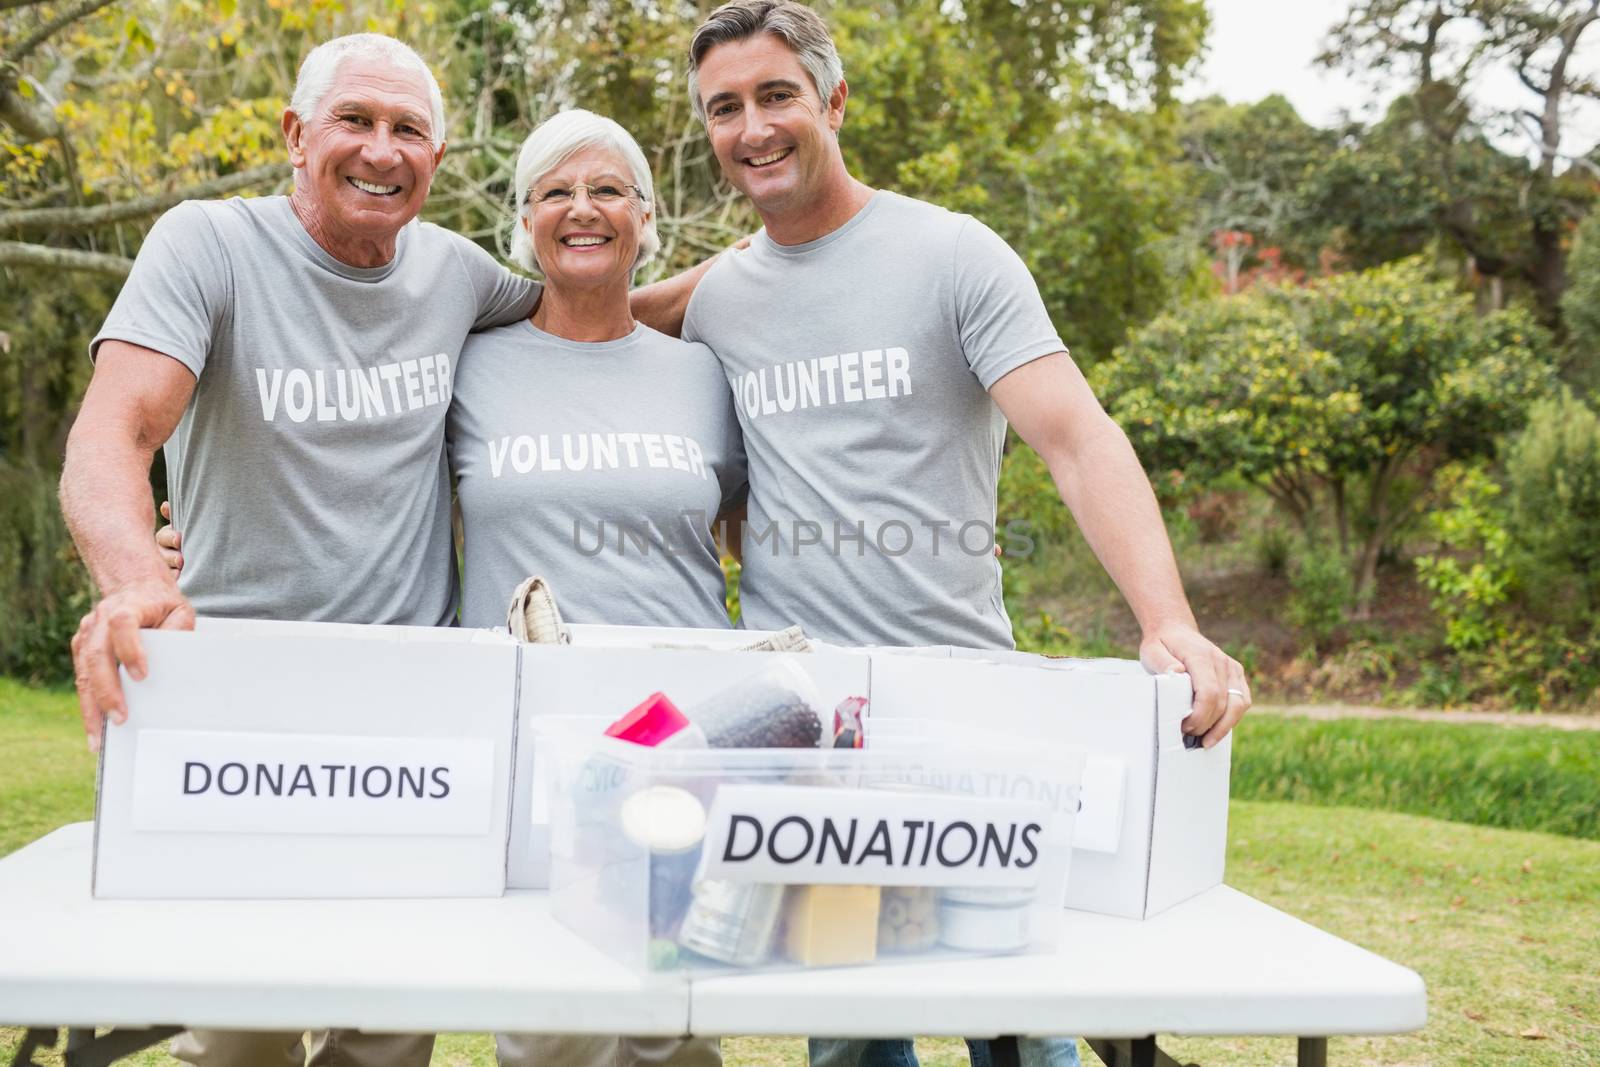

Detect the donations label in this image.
[131,729,496,836]
[699,784,1057,887]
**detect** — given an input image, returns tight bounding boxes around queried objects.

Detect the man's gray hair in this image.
[508,109,660,275]
[289,33,447,147]
[687,0,843,123]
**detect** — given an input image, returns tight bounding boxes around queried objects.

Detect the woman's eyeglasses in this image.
[526,180,646,207]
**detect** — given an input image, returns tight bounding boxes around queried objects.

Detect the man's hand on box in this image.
[1139,624,1251,749]
[72,578,195,753]
[156,501,183,576]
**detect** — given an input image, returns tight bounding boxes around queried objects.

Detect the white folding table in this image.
[0,825,1426,1067]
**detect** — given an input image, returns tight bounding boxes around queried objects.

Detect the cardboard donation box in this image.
[537,712,1084,974]
[513,625,1229,922]
[94,618,519,899]
[868,647,1230,919]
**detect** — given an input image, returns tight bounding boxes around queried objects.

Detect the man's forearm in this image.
[60,429,174,596]
[1042,419,1196,637]
[630,253,721,338]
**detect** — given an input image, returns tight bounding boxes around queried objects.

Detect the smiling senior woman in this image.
[445,111,741,1067]
[446,109,745,642]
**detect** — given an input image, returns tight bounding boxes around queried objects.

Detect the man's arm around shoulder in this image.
[990,352,1252,747]
[60,342,198,750]
[630,236,753,337]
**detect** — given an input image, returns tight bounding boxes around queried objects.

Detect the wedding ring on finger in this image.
[1226,687,1247,702]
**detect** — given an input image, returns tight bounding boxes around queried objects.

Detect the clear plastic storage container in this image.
[538,716,1085,974]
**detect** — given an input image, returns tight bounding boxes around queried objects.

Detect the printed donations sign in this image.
[698,784,1060,888]
[94,619,519,899]
[131,730,496,836]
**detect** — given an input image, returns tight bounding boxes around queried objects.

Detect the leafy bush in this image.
[1503,388,1600,627]
[1475,624,1600,710]
[996,434,1074,550]
[1415,465,1514,653]
[1252,521,1293,576]
[0,460,91,684]
[1412,461,1600,709]
[1308,638,1398,694]
[1184,489,1242,544]
[1011,611,1133,660]
[1288,549,1353,646]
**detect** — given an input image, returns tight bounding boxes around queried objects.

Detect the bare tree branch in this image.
[3,0,118,65]
[0,240,130,276]
[1514,112,1600,177]
[0,163,285,231]
[0,78,57,141]
[1516,55,1544,93]
[1,182,67,209]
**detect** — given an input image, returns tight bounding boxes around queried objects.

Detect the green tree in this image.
[1089,293,1353,507]
[1173,84,1550,306]
[1,0,460,278]
[1176,94,1337,271]
[1321,0,1600,322]
[1301,92,1535,280]
[1096,258,1555,612]
[831,0,1206,362]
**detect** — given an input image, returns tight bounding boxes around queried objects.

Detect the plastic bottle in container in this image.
[618,785,707,945]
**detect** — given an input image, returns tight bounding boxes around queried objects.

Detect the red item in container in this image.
[832,696,868,749]
[606,692,692,747]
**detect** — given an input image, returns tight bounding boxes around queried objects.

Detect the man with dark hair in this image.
[679,3,1252,1066]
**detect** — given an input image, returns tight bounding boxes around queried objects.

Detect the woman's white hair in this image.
[289,34,447,147]
[509,109,660,276]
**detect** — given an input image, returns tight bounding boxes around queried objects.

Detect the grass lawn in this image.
[2,681,1596,1065]
[1230,713,1600,840]
[0,680,97,857]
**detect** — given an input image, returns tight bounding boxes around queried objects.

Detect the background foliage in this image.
[3,0,1600,707]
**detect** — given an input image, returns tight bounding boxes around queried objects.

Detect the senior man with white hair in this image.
[62,30,702,766]
[59,31,701,1067]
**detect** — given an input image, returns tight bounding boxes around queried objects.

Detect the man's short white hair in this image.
[289,33,447,147]
[508,109,660,276]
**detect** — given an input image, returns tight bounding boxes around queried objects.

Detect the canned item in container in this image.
[677,879,786,966]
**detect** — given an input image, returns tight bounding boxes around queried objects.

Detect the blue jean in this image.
[808,1038,1080,1067]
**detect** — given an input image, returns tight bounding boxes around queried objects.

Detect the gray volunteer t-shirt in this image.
[448,321,746,630]
[92,195,538,625]
[683,190,1065,650]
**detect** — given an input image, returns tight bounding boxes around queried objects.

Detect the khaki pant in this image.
[171,1028,435,1067]
[494,1035,720,1067]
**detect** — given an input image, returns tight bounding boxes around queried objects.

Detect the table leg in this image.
[6,1026,183,1067]
[1297,1037,1328,1067]
[989,1036,1022,1067]
[1084,1037,1192,1067]
[10,1028,61,1067]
